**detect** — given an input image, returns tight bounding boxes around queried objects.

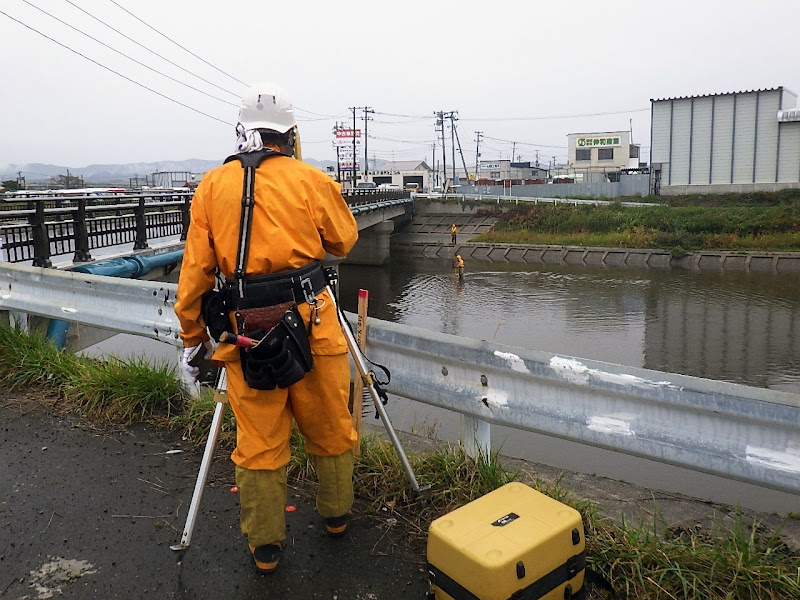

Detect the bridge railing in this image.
[1,189,412,267]
[0,261,798,496]
[1,191,191,267]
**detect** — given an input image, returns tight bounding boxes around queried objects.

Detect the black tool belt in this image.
[225,261,326,310]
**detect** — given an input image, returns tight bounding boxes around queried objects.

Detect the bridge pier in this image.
[345,220,394,266]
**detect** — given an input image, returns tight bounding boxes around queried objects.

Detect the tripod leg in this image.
[171,369,228,551]
[327,285,427,495]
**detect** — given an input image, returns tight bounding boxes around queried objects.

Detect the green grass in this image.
[2,323,798,599]
[0,324,187,422]
[472,201,800,253]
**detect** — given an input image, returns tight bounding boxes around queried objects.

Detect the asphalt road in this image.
[1,396,429,599]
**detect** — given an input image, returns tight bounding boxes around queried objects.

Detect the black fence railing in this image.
[1,189,411,267]
[1,192,191,267]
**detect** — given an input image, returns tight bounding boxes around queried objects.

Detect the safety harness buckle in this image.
[299,276,316,305]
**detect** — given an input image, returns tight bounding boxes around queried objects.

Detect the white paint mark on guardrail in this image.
[746,445,800,475]
[494,350,528,373]
[549,355,679,389]
[60,307,78,314]
[485,389,510,408]
[587,416,636,437]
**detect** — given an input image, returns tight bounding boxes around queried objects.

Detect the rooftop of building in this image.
[650,86,796,102]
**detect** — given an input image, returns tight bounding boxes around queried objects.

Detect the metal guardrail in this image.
[0,261,798,495]
[0,190,412,267]
[417,193,660,207]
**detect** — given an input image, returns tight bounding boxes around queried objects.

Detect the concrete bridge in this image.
[0,189,413,270]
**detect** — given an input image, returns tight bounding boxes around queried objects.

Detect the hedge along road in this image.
[0,391,429,600]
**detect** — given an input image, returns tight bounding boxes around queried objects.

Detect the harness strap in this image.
[223,149,284,303]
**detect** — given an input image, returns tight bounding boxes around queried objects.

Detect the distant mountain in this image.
[2,157,346,184]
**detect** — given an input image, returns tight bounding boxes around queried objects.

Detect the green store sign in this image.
[577,136,621,147]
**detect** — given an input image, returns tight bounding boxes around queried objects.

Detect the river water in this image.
[337,257,800,513]
[85,257,800,512]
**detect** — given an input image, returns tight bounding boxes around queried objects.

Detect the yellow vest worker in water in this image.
[174,82,358,574]
[454,254,465,279]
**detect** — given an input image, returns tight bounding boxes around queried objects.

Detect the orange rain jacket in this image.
[175,154,358,365]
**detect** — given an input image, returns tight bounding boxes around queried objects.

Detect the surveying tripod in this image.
[170,283,425,552]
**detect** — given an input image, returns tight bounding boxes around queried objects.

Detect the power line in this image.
[374,110,430,119]
[107,0,247,87]
[86,1,343,121]
[61,0,241,99]
[483,135,565,149]
[20,0,237,106]
[0,9,230,125]
[461,108,650,121]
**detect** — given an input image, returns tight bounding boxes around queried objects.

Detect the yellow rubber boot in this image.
[311,450,354,536]
[236,465,287,550]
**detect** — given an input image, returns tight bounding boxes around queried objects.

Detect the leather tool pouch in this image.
[238,303,314,391]
[201,290,231,343]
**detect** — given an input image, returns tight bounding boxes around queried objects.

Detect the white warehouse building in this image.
[650,87,800,195]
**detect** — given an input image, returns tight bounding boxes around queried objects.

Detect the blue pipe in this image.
[48,249,185,348]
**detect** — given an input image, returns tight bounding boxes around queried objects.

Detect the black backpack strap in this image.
[223,150,283,303]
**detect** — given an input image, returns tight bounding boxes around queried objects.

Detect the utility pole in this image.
[431,143,437,188]
[333,122,342,183]
[349,107,358,186]
[362,107,374,179]
[452,118,471,186]
[511,142,516,163]
[435,111,446,186]
[448,111,457,183]
[474,131,483,183]
[535,150,540,168]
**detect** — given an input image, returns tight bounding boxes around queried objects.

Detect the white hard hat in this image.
[237,82,296,133]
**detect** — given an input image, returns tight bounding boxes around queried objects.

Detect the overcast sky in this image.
[1,0,798,174]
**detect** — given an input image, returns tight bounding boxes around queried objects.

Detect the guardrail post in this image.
[73,198,92,262]
[29,200,52,268]
[133,196,149,250]
[180,193,191,241]
[461,415,491,459]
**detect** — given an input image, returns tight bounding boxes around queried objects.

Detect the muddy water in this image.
[337,257,800,513]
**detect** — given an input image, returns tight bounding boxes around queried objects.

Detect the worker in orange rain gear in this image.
[174,82,358,574]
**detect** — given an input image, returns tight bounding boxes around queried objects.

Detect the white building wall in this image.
[732,93,757,184]
[654,88,800,190]
[755,91,781,183]
[778,122,800,182]
[650,102,672,184]
[669,101,692,185]
[690,97,713,184]
[711,95,735,184]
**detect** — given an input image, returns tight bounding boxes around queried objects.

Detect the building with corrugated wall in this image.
[650,87,800,195]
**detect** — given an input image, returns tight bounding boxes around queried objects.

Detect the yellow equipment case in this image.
[427,482,585,600]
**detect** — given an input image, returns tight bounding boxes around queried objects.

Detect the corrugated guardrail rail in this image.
[0,262,798,495]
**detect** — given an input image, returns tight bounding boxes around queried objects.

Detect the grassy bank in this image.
[427,189,800,254]
[1,324,798,599]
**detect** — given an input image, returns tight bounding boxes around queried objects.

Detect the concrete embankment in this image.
[393,203,800,272]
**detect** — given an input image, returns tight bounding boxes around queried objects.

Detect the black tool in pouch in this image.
[225,150,314,391]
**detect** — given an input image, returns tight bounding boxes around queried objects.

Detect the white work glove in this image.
[182,341,213,380]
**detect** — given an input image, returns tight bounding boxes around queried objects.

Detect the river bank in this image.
[392,209,800,272]
[393,195,800,272]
